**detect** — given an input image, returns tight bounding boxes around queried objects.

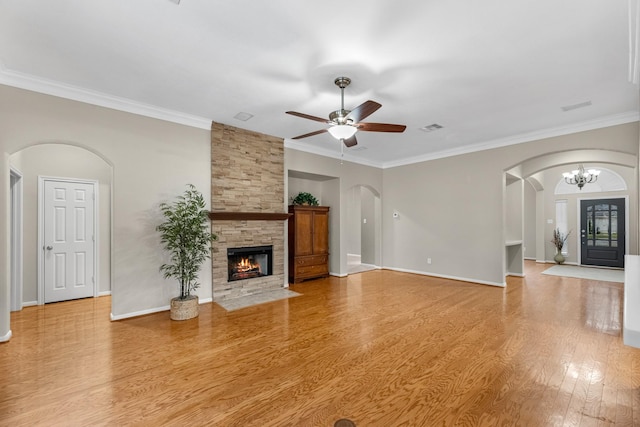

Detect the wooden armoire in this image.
[288,205,330,283]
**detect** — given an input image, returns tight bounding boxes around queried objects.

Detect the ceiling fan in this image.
[286,77,406,147]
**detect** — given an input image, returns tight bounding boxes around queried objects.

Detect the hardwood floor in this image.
[2,261,639,426]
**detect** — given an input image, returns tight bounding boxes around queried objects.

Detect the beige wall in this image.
[523,181,537,259]
[285,148,383,275]
[360,186,377,265]
[382,122,639,286]
[0,84,211,327]
[288,177,324,205]
[383,152,506,285]
[10,144,112,303]
[1,152,10,340]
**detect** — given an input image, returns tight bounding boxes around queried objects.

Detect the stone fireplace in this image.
[210,122,287,300]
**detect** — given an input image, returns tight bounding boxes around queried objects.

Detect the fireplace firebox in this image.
[227,245,273,282]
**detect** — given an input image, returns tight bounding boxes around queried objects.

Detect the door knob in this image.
[46,246,53,250]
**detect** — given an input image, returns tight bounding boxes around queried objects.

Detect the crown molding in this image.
[284,139,384,168]
[0,65,211,130]
[382,111,640,169]
[3,64,636,166]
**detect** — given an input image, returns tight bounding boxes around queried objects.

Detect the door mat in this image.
[215,289,301,311]
[542,265,624,283]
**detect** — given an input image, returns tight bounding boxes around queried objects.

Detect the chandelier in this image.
[562,164,600,190]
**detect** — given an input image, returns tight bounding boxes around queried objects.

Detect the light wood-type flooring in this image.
[2,261,639,426]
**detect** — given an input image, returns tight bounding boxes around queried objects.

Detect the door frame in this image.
[37,176,99,305]
[10,167,23,312]
[576,195,628,267]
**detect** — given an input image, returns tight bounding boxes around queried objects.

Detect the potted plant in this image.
[551,228,571,264]
[291,191,319,206]
[157,184,217,320]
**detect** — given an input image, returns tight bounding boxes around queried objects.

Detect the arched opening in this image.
[346,184,381,274]
[507,149,636,273]
[9,142,113,310]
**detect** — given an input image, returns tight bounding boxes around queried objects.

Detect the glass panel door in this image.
[581,199,624,267]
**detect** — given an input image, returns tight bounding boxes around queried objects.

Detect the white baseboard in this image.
[110,296,213,321]
[382,266,506,288]
[98,291,111,297]
[22,301,37,307]
[111,305,170,321]
[506,272,526,277]
[0,330,12,342]
[330,272,348,278]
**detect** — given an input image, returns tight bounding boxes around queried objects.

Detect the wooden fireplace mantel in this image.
[208,212,291,221]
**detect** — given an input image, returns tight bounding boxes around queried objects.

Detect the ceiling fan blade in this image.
[357,122,407,133]
[343,135,358,147]
[290,128,328,140]
[345,100,381,123]
[286,111,331,123]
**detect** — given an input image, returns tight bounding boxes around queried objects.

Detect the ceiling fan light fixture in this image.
[328,125,357,140]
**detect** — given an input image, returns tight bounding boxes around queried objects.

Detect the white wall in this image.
[0,85,212,327]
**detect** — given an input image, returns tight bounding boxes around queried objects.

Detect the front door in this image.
[42,179,96,303]
[580,198,625,268]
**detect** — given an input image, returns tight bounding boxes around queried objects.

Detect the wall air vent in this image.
[420,123,443,132]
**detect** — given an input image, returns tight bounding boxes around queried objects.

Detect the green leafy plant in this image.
[291,191,319,206]
[157,184,217,300]
[551,228,571,252]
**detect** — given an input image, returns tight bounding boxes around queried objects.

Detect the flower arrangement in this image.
[551,228,571,252]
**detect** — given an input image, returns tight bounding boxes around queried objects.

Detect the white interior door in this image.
[42,179,96,303]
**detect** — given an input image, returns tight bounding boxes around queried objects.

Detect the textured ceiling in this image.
[0,0,638,167]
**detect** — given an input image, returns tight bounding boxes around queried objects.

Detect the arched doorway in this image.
[9,142,113,309]
[508,149,636,271]
[346,184,381,274]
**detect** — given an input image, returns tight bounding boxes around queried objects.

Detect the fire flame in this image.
[236,257,260,273]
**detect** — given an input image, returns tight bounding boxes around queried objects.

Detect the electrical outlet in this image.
[427,258,432,264]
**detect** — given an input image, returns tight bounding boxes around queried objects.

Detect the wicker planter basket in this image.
[170,295,199,321]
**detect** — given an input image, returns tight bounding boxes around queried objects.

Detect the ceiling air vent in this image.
[561,101,592,112]
[233,112,254,121]
[420,123,443,132]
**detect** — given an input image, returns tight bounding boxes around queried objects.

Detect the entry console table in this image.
[288,205,329,283]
